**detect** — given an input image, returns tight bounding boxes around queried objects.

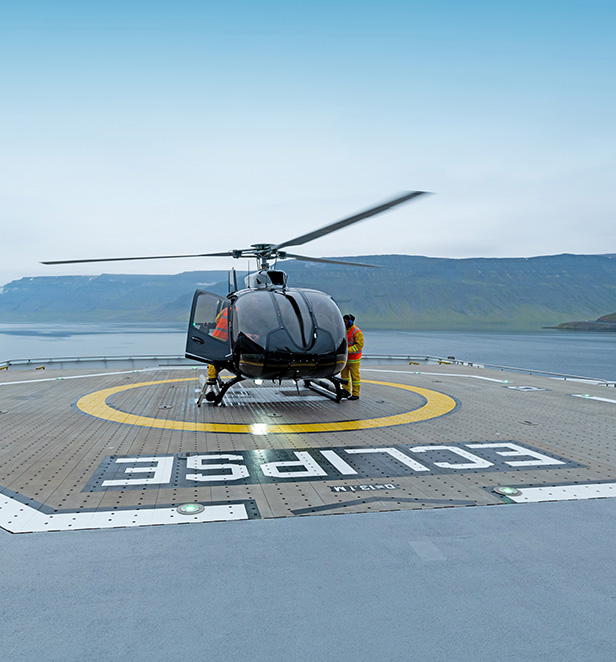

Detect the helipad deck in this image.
[1,363,615,533]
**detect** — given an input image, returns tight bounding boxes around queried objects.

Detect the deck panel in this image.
[1,363,615,532]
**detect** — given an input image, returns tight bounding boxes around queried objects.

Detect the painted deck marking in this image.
[76,378,457,433]
[363,368,509,383]
[0,494,249,534]
[570,394,616,404]
[507,483,616,503]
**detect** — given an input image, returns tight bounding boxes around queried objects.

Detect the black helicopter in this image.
[43,191,427,405]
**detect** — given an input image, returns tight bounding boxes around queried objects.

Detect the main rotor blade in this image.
[41,252,233,265]
[282,253,382,268]
[275,190,429,250]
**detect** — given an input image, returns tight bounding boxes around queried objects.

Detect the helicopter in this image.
[43,191,428,405]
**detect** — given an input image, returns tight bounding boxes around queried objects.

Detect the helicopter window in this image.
[192,294,229,343]
[273,293,305,347]
[232,291,279,347]
[282,293,314,344]
[303,291,345,340]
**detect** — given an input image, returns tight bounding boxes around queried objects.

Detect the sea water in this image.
[0,323,614,381]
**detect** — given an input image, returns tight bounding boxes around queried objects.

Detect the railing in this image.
[1,353,614,387]
[362,354,616,386]
[0,354,189,370]
[446,360,616,384]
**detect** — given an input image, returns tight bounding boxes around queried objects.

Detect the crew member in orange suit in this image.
[206,305,229,387]
[341,314,364,400]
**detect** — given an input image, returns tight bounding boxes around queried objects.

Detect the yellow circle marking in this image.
[76,378,457,434]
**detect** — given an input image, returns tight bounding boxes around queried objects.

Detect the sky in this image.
[1,0,614,286]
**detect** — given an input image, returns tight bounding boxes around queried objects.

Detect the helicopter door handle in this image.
[191,336,204,344]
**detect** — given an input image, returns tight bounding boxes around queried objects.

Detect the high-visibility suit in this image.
[341,322,364,397]
[207,307,229,382]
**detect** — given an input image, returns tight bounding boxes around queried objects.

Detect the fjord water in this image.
[368,330,616,380]
[1,324,614,381]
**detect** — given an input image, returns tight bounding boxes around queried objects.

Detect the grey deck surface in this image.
[1,362,615,660]
[1,499,615,662]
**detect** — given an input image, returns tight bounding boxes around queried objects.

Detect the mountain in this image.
[283,254,616,330]
[0,272,232,323]
[1,254,615,331]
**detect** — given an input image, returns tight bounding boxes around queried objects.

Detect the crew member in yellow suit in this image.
[341,314,364,400]
[206,306,230,387]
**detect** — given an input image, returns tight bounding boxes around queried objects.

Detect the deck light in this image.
[493,486,522,497]
[177,503,205,515]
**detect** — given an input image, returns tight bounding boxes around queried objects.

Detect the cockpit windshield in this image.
[273,292,312,348]
[232,291,278,349]
[303,291,345,343]
[231,288,344,356]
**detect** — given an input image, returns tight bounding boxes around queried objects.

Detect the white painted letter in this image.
[409,446,493,470]
[320,450,358,475]
[186,454,249,482]
[261,451,327,478]
[466,443,565,467]
[345,448,429,472]
[102,456,174,487]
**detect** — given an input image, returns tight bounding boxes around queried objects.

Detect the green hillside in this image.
[283,254,616,330]
[1,254,615,331]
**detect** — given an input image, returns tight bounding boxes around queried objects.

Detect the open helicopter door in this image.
[185,290,232,365]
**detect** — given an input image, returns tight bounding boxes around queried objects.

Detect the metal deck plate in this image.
[1,364,615,532]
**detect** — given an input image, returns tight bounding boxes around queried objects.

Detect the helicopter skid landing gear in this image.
[197,375,216,408]
[304,376,348,403]
[204,382,219,403]
[209,375,245,406]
